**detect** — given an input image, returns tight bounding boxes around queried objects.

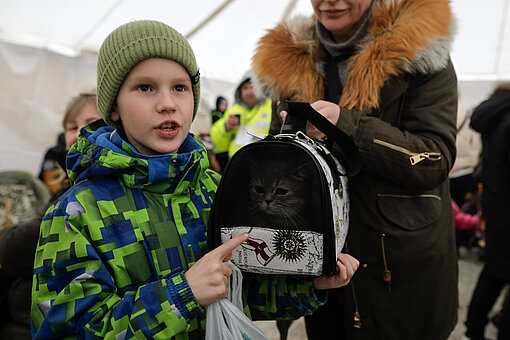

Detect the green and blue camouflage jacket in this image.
[31,120,326,339]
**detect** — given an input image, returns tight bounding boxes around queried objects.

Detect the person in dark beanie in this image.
[31,20,358,340]
[464,82,510,340]
[211,96,228,124]
[210,96,229,172]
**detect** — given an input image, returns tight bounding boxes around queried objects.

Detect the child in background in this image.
[31,20,358,339]
[38,93,101,195]
[452,198,481,231]
[0,92,101,340]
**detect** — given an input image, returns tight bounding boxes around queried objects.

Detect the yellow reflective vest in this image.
[210,98,272,157]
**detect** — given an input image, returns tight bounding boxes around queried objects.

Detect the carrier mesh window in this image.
[217,142,324,232]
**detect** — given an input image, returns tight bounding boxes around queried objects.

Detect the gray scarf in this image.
[315,10,370,86]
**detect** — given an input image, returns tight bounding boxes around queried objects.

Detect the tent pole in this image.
[494,0,509,74]
[185,0,235,39]
[280,0,299,22]
[74,0,126,51]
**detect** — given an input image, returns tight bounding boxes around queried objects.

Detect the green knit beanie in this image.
[97,20,200,127]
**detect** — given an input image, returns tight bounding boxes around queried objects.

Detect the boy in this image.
[31,20,358,339]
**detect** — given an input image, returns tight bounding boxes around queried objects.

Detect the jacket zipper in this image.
[373,138,441,165]
[381,234,391,293]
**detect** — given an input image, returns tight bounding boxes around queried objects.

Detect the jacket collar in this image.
[66,120,209,194]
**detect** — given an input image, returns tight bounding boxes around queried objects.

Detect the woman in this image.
[252,0,458,339]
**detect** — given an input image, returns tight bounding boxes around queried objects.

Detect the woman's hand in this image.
[185,233,249,306]
[313,253,359,290]
[280,100,340,140]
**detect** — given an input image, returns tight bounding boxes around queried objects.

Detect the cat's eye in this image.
[254,186,264,194]
[276,188,288,196]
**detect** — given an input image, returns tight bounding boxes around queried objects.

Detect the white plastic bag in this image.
[205,261,270,340]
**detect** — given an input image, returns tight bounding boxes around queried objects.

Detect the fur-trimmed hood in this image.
[252,0,455,111]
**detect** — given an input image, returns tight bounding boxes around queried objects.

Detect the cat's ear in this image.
[289,162,312,181]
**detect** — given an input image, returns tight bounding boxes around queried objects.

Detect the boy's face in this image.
[111,57,194,155]
[64,102,101,150]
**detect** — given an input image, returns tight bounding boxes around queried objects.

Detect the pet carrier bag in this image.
[208,101,361,276]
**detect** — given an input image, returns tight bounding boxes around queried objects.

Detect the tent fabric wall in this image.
[0,41,97,175]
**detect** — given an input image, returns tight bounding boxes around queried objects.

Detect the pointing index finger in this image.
[212,233,249,260]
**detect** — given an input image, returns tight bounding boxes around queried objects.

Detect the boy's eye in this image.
[137,84,151,92]
[174,85,187,92]
[66,126,78,132]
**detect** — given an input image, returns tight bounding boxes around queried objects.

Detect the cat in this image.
[232,152,319,230]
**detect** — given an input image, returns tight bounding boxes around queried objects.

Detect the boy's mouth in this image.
[155,121,180,138]
[157,121,179,130]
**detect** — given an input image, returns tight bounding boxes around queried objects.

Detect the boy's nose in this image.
[156,91,176,113]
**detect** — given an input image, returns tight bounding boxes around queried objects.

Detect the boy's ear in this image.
[110,110,120,122]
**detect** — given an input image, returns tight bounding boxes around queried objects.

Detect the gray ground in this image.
[255,247,505,340]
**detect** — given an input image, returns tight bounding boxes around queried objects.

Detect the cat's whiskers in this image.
[277,206,304,229]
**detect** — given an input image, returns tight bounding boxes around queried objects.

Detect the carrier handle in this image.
[282,101,361,176]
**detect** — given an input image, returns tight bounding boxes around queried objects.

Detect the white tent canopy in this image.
[1,0,509,175]
[1,0,319,83]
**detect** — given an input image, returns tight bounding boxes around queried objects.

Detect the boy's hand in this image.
[313,253,359,290]
[185,233,249,306]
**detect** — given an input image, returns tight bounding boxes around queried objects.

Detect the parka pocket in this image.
[376,193,442,231]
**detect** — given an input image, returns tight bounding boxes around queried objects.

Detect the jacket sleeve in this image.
[451,199,480,230]
[334,61,458,190]
[31,198,203,340]
[210,109,237,152]
[242,273,327,320]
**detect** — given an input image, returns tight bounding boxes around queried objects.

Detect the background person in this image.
[211,95,228,124]
[449,97,482,207]
[0,92,101,340]
[210,95,229,172]
[38,92,100,195]
[252,0,458,339]
[464,83,510,340]
[210,72,272,160]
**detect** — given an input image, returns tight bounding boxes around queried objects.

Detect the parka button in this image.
[171,158,178,165]
[363,263,368,269]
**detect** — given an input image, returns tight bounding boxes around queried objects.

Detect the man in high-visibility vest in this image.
[210,72,272,161]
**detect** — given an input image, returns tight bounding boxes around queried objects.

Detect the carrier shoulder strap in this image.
[282,101,361,176]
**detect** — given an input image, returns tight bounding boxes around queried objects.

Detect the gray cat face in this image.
[244,160,310,229]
